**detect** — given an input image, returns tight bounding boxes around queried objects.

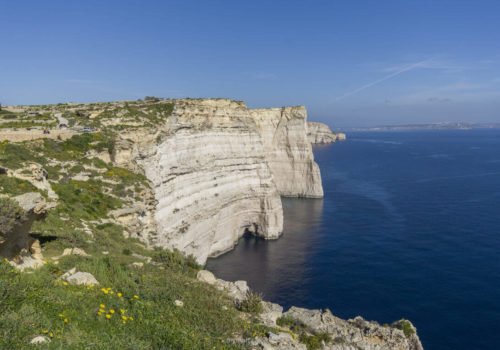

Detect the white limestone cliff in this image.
[251,107,323,198]
[137,100,284,264]
[116,100,324,264]
[307,121,347,144]
[307,121,338,144]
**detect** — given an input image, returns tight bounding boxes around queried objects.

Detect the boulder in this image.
[259,301,283,326]
[251,332,306,350]
[196,270,216,284]
[61,268,99,286]
[30,335,50,345]
[61,247,89,257]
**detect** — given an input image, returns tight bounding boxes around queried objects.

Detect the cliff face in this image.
[138,100,287,264]
[307,121,338,144]
[251,107,323,198]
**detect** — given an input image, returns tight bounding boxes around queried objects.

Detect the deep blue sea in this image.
[207,130,500,350]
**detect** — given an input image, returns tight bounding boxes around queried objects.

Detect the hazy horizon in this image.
[1,0,499,127]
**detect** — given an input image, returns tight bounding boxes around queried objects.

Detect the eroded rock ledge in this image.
[197,270,424,350]
[307,122,346,144]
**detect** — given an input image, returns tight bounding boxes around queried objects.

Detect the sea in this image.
[207,129,500,350]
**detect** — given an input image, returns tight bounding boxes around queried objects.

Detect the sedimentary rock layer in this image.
[251,107,323,198]
[307,121,338,144]
[139,100,286,263]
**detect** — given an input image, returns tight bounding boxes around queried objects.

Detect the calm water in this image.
[207,130,500,350]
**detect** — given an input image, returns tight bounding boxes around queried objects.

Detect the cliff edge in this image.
[307,121,346,144]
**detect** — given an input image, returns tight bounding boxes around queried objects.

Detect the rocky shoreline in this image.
[197,269,423,350]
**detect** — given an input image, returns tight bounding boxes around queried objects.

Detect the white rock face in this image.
[250,107,323,198]
[140,100,284,264]
[307,121,337,144]
[336,132,347,141]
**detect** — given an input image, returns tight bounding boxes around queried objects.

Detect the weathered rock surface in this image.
[126,100,324,263]
[30,335,51,345]
[307,122,338,144]
[0,193,54,268]
[284,307,423,350]
[196,270,423,349]
[61,268,99,286]
[251,107,323,198]
[196,269,249,302]
[10,163,58,200]
[250,332,307,350]
[139,100,285,264]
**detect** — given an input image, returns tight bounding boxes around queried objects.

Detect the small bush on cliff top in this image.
[394,319,415,337]
[238,291,263,314]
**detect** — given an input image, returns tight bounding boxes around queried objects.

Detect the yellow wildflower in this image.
[121,315,127,321]
[129,316,134,321]
[99,304,106,309]
[49,332,54,338]
[133,295,139,300]
[64,318,69,324]
[62,281,68,286]
[117,292,123,298]
[109,309,115,314]
[105,314,112,319]
[119,309,125,314]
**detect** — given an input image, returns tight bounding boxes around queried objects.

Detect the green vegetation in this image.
[0,248,258,349]
[52,180,123,220]
[0,176,39,196]
[237,291,263,314]
[394,319,415,337]
[0,197,25,235]
[276,315,332,350]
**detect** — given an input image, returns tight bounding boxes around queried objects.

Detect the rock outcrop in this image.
[307,121,347,144]
[336,132,347,141]
[196,270,423,350]
[307,122,338,144]
[139,100,285,264]
[251,107,323,198]
[0,192,54,269]
[99,99,324,263]
[284,307,423,350]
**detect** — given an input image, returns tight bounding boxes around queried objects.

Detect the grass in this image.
[52,180,123,220]
[0,175,39,196]
[0,253,250,349]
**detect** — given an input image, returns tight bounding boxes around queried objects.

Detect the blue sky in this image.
[1,0,499,127]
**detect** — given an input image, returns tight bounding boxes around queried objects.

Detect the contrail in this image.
[334,58,433,101]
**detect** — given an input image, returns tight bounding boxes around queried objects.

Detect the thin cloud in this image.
[382,59,463,73]
[333,58,433,101]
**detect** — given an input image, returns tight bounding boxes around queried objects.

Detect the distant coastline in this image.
[349,122,500,132]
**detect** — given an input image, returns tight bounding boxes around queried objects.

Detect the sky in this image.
[1,0,499,127]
